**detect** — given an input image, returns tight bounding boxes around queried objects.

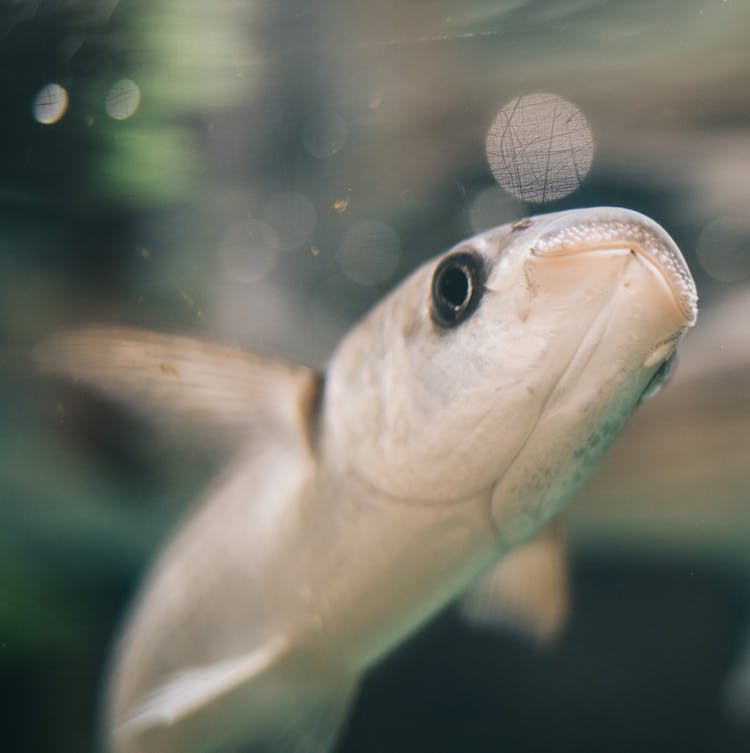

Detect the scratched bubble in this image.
[486,93,594,203]
[105,78,141,120]
[261,192,317,250]
[695,215,750,283]
[302,111,347,158]
[337,220,401,286]
[32,83,69,125]
[219,220,280,283]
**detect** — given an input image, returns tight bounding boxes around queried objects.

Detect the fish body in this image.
[37,207,697,753]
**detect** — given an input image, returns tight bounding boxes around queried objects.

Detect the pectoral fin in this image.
[461,520,569,642]
[116,637,288,737]
[112,636,359,753]
[34,326,321,447]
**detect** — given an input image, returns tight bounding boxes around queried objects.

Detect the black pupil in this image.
[439,265,470,309]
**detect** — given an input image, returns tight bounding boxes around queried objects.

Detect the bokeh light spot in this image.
[303,111,347,158]
[695,215,750,283]
[337,220,401,286]
[486,92,594,203]
[219,220,280,283]
[32,83,69,125]
[262,192,317,250]
[468,186,524,234]
[105,78,142,120]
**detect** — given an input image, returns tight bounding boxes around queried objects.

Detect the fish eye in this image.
[431,251,486,327]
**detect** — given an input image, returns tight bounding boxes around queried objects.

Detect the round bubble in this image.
[695,215,750,283]
[219,220,280,283]
[337,220,401,286]
[261,192,317,250]
[105,78,141,120]
[32,83,69,125]
[302,111,347,158]
[486,92,594,203]
[468,186,524,234]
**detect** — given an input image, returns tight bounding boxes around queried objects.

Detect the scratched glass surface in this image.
[1,1,749,752]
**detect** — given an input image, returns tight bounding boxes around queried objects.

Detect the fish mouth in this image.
[532,208,698,326]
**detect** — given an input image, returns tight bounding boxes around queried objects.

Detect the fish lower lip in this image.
[638,350,678,404]
[534,212,698,326]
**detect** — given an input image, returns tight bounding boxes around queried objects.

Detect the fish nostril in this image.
[511,218,533,232]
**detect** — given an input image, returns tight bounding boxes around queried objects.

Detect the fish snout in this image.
[531,207,698,327]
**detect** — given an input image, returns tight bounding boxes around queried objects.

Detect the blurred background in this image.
[1,1,749,751]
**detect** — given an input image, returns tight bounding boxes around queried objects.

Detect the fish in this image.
[35,206,698,753]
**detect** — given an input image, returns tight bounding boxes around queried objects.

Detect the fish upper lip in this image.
[532,208,698,326]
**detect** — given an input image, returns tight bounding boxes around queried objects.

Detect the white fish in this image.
[36,207,698,753]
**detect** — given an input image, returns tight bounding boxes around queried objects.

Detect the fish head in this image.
[324,207,697,541]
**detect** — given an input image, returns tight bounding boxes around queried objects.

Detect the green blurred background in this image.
[1,1,749,751]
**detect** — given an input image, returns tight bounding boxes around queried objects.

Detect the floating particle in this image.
[332,191,351,214]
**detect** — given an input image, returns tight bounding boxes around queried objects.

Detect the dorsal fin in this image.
[34,326,321,447]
